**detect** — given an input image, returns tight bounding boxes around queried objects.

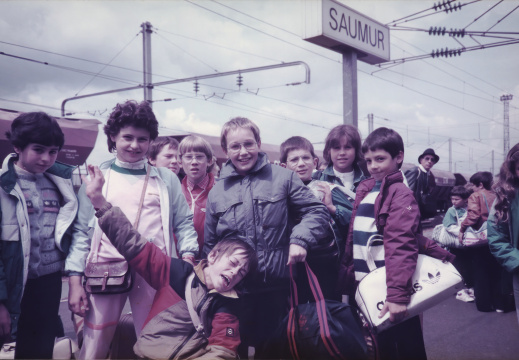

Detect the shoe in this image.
[495,309,504,313]
[467,288,475,297]
[456,290,475,302]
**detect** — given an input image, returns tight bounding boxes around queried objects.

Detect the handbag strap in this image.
[287,263,345,360]
[482,193,490,213]
[133,165,151,229]
[185,272,205,335]
[88,165,150,263]
[365,234,384,272]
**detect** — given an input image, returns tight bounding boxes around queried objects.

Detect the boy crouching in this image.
[82,165,257,359]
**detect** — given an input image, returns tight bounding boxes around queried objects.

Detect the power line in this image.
[154,32,219,73]
[210,0,299,37]
[484,4,519,33]
[463,0,504,29]
[74,34,139,96]
[183,0,341,64]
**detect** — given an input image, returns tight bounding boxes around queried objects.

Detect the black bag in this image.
[264,262,368,360]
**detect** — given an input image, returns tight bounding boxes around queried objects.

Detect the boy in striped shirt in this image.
[338,127,427,360]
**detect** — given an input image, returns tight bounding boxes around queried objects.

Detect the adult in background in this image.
[405,148,439,219]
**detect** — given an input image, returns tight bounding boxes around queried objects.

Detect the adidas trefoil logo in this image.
[422,271,441,285]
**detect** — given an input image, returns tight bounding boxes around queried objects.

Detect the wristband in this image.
[95,202,113,218]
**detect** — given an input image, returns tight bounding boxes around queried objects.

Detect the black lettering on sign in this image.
[378,30,385,50]
[339,13,348,35]
[329,7,338,30]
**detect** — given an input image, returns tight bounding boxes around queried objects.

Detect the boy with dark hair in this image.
[443,185,471,228]
[148,136,181,176]
[81,164,257,359]
[442,185,474,302]
[338,127,446,360]
[0,112,79,358]
[279,136,319,183]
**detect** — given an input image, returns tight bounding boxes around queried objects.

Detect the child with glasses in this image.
[178,135,216,260]
[203,117,331,358]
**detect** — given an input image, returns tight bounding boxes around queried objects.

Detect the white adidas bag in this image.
[355,237,463,333]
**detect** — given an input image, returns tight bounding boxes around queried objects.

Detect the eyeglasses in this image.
[227,141,257,153]
[182,154,206,162]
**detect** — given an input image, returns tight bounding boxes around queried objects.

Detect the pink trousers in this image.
[78,271,155,360]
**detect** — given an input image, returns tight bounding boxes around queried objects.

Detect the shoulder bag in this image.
[431,210,466,248]
[264,262,369,360]
[355,236,463,333]
[84,166,150,294]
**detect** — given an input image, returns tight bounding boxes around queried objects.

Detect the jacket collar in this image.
[219,152,269,180]
[0,153,75,193]
[359,170,403,192]
[322,162,365,184]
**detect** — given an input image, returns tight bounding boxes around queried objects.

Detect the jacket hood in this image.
[219,152,269,179]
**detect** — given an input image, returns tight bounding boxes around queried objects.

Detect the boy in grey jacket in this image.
[203,117,331,357]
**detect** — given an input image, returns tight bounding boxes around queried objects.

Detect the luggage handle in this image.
[288,262,345,360]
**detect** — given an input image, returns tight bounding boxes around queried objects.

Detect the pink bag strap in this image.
[287,262,346,360]
[88,165,150,263]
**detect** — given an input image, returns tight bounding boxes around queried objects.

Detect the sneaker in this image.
[456,290,475,302]
[467,288,475,297]
[495,309,504,313]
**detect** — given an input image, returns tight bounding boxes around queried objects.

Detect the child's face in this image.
[205,249,249,293]
[450,195,466,209]
[330,136,355,173]
[364,148,403,181]
[285,149,318,182]
[14,143,59,174]
[111,125,151,164]
[181,151,212,184]
[150,145,180,174]
[225,127,260,175]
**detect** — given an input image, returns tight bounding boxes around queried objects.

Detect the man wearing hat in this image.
[405,148,440,219]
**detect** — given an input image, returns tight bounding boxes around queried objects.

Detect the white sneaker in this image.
[467,288,475,297]
[456,290,475,302]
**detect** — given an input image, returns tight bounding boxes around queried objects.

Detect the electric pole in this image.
[449,137,452,172]
[142,22,153,105]
[368,113,374,134]
[501,94,513,155]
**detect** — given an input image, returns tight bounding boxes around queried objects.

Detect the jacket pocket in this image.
[256,193,287,228]
[1,224,20,242]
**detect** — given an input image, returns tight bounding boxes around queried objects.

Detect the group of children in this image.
[1,100,518,360]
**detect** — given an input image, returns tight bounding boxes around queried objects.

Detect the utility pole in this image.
[368,113,374,134]
[342,50,358,127]
[491,150,495,175]
[142,22,153,105]
[448,138,452,172]
[62,23,311,116]
[501,94,513,155]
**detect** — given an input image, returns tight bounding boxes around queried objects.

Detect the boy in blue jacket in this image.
[0,112,79,359]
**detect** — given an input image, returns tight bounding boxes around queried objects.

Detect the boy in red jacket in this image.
[82,164,257,359]
[339,127,429,360]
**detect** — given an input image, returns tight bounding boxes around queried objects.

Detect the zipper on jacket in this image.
[169,327,196,360]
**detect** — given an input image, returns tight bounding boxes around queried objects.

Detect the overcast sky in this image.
[1,0,518,174]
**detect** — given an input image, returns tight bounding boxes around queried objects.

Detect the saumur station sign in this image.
[304,0,390,65]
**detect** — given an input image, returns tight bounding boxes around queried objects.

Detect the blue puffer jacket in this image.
[0,154,78,339]
[203,152,331,290]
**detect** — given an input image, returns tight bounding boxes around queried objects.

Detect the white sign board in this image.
[304,0,390,64]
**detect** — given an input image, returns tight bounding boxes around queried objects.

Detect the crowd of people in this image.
[0,99,517,360]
